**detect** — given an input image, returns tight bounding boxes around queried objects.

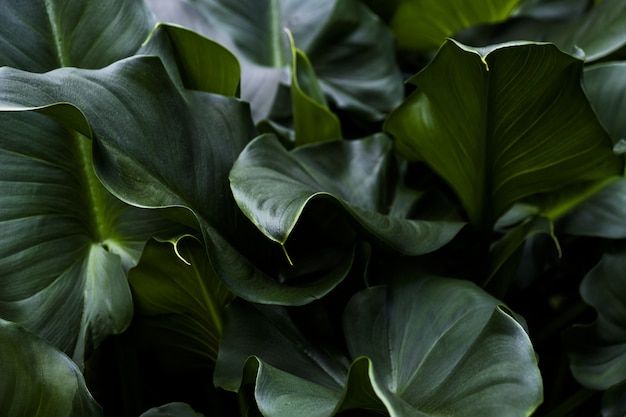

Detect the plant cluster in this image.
[1,0,626,416]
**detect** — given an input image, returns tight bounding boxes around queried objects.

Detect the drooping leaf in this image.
[344,275,543,417]
[563,252,626,416]
[229,133,465,257]
[146,0,403,123]
[583,62,626,147]
[139,402,204,417]
[384,39,623,234]
[129,236,235,367]
[388,0,520,52]
[0,0,155,70]
[0,318,102,417]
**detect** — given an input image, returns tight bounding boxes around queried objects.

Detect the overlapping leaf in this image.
[563,252,626,416]
[584,62,626,147]
[387,0,520,52]
[215,274,542,417]
[129,236,235,367]
[146,0,403,123]
[385,39,623,234]
[0,318,102,417]
[230,133,464,257]
[0,0,185,365]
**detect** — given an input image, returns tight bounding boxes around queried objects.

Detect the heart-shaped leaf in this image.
[129,236,235,367]
[146,0,402,123]
[0,318,102,417]
[344,275,543,417]
[229,133,465,257]
[384,39,623,235]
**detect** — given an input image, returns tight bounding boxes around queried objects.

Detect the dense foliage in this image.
[1,0,626,416]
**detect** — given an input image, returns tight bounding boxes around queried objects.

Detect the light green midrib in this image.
[75,133,108,243]
[45,0,69,67]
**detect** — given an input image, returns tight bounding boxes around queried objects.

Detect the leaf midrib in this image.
[44,0,69,68]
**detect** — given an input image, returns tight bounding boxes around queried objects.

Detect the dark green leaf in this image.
[0,318,102,417]
[129,236,235,367]
[146,0,402,123]
[584,62,626,147]
[0,0,154,70]
[564,252,626,391]
[230,134,464,256]
[344,275,543,417]
[385,40,623,233]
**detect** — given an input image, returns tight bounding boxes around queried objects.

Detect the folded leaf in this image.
[229,133,465,256]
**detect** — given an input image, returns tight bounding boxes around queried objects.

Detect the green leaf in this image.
[129,236,235,366]
[389,0,520,52]
[384,40,623,234]
[229,133,465,256]
[564,252,626,391]
[216,275,542,416]
[142,23,241,97]
[139,402,204,417]
[0,318,102,417]
[286,29,341,146]
[214,300,352,417]
[344,275,543,417]
[493,0,626,62]
[584,62,626,147]
[0,0,155,70]
[146,0,402,123]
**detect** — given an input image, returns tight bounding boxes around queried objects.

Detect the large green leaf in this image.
[0,318,102,417]
[388,0,520,52]
[344,275,543,416]
[384,39,623,234]
[230,133,464,257]
[0,0,188,365]
[129,236,235,367]
[563,252,626,415]
[215,274,542,416]
[0,0,154,70]
[146,0,402,123]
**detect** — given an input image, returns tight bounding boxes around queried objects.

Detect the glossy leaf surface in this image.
[230,134,464,256]
[584,62,626,147]
[385,40,623,232]
[146,0,402,122]
[344,275,543,416]
[0,318,102,417]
